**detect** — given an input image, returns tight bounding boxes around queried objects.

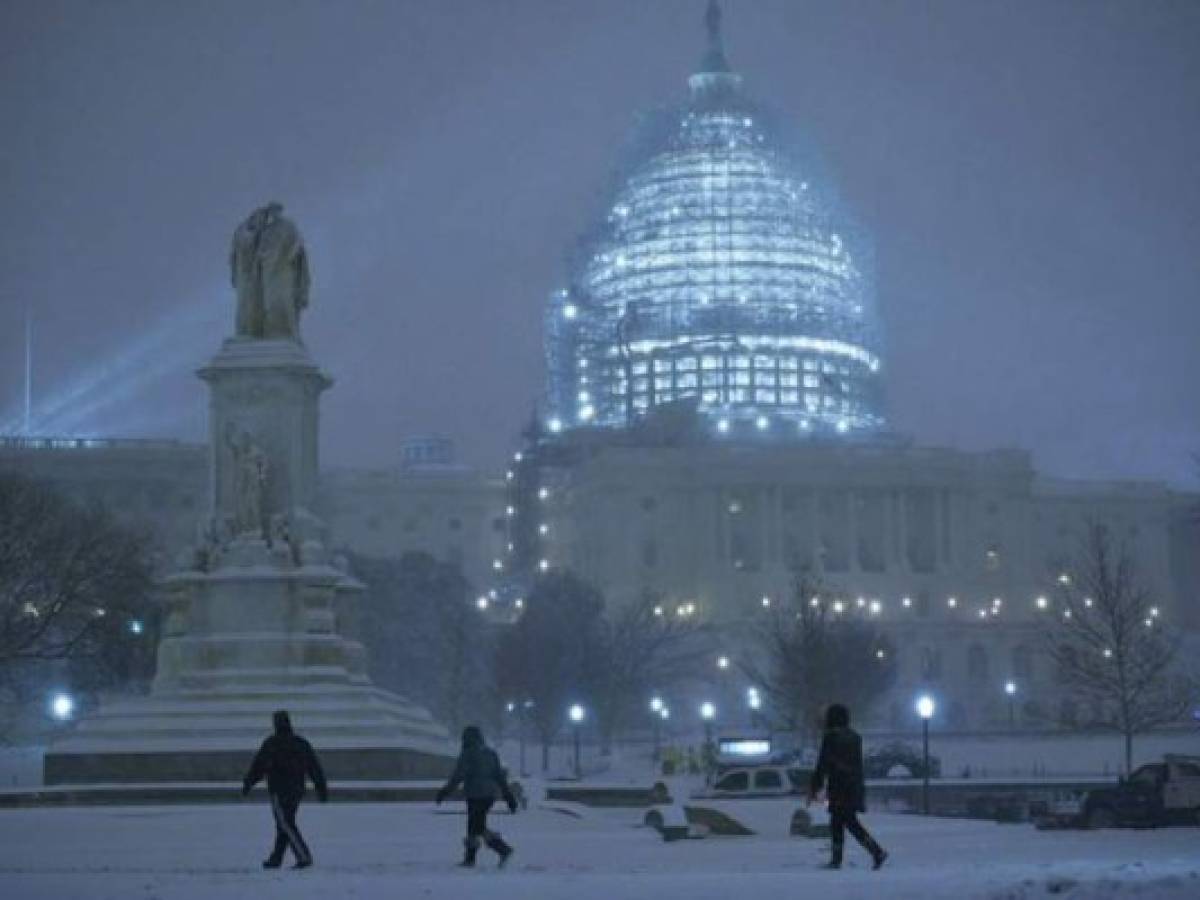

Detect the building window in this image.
[1012,645,1034,681]
[967,644,989,683]
[920,647,942,681]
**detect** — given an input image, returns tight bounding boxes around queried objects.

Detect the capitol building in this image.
[504,2,1199,733]
[3,4,1196,737]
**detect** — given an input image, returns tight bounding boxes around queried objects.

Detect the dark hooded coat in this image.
[243,711,328,800]
[810,707,866,813]
[438,726,515,804]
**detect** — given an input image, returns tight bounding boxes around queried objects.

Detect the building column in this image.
[885,490,900,571]
[808,488,822,574]
[847,490,859,574]
[931,492,943,572]
[764,487,780,568]
[941,490,954,569]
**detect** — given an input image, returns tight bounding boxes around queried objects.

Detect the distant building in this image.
[505,423,1196,731]
[0,436,207,564]
[0,436,506,590]
[496,2,1200,732]
[321,437,506,588]
[3,4,1196,739]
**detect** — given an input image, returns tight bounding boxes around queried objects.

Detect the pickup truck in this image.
[1078,755,1200,828]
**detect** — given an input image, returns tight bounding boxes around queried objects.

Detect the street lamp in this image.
[700,701,717,784]
[650,696,664,762]
[916,695,936,815]
[568,704,586,779]
[1004,680,1017,731]
[50,692,75,722]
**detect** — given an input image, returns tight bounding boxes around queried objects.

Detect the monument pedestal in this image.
[45,338,454,784]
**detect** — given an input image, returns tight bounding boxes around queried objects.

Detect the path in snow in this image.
[0,800,1196,899]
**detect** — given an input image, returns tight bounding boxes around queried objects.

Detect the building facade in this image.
[3,4,1196,740]
[0,436,507,593]
[501,2,1200,733]
[505,423,1197,731]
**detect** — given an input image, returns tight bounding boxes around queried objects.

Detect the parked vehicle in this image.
[1036,755,1200,829]
[1080,755,1200,828]
[694,764,810,799]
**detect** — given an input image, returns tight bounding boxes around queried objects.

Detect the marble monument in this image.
[44,205,454,784]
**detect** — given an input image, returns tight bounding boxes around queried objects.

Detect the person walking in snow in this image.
[435,725,518,868]
[241,710,328,869]
[808,703,888,870]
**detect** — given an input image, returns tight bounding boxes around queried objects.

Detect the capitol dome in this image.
[544,1,885,439]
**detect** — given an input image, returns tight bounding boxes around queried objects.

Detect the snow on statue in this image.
[230,201,311,340]
[225,425,268,539]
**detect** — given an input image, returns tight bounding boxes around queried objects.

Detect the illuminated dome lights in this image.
[544,1,885,438]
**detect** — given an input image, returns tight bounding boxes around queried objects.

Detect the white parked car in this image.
[695,765,810,799]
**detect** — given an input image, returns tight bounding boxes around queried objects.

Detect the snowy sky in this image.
[1,0,1198,485]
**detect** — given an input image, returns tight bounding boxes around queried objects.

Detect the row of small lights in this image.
[22,603,145,635]
[505,699,588,727]
[545,413,857,435]
[653,592,1162,624]
[717,415,853,435]
[494,465,554,580]
[648,691,761,723]
[499,458,1165,637]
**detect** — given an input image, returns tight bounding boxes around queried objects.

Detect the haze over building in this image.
[495,2,1200,732]
[1,2,1197,738]
[546,1,882,437]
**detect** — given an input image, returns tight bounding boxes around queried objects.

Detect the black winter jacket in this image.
[243,728,328,800]
[809,725,866,812]
[439,734,514,804]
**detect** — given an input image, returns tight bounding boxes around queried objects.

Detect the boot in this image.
[460,837,479,868]
[825,842,844,870]
[872,848,889,870]
[485,831,513,868]
[262,857,283,870]
[862,834,887,870]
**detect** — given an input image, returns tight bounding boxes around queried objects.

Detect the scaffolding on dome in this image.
[544,1,885,440]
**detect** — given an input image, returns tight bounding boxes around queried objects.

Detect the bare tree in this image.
[1044,523,1196,774]
[0,473,153,666]
[587,590,711,754]
[349,551,495,734]
[494,570,604,771]
[0,474,156,740]
[742,569,896,749]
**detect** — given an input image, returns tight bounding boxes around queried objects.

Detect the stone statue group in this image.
[230,202,310,340]
[207,203,311,558]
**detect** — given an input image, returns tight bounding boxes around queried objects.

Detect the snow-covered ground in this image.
[0,746,43,788]
[0,800,1195,899]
